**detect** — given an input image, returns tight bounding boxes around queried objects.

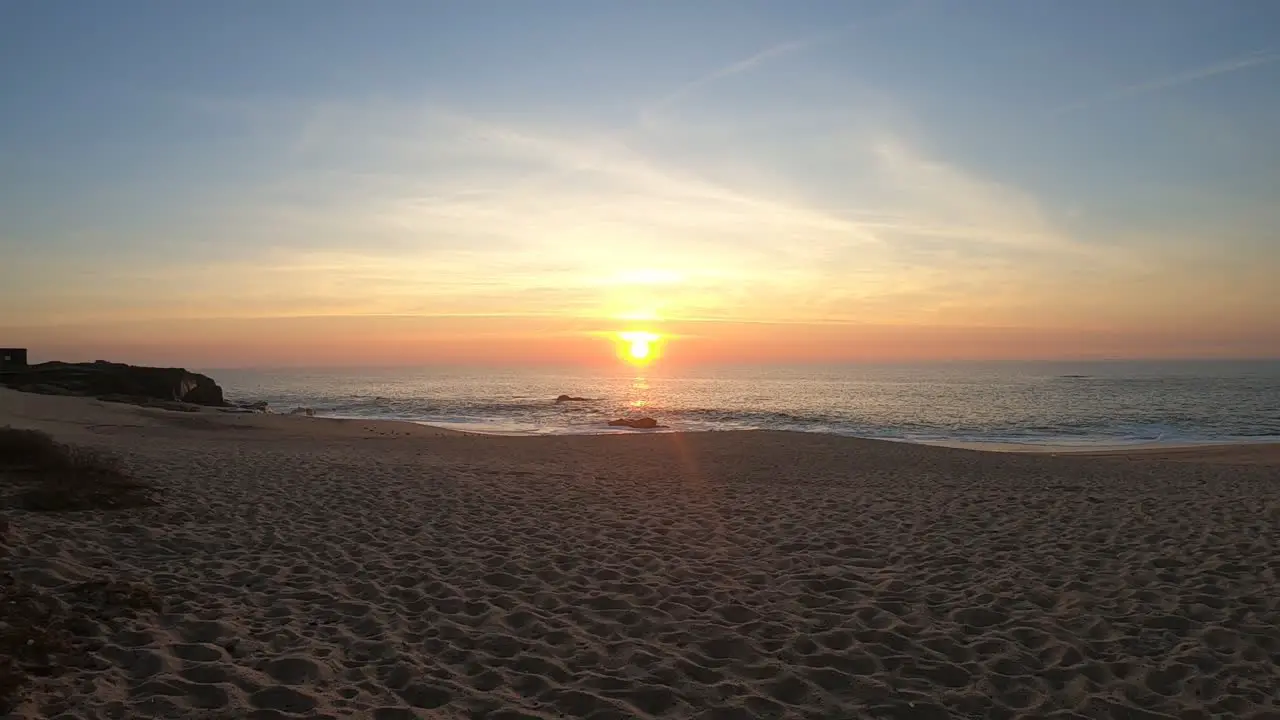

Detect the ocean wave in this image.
[219,362,1280,446]
[279,400,1280,446]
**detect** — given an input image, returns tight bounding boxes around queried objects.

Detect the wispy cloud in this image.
[152,100,1140,324]
[638,0,930,126]
[56,91,1146,328]
[644,37,819,119]
[866,136,1106,258]
[1054,49,1280,115]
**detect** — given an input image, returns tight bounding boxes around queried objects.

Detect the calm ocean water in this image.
[212,361,1280,448]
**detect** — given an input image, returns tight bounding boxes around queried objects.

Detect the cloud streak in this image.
[20,90,1138,329]
[1054,49,1280,115]
[644,37,816,118]
[640,23,862,125]
[50,100,1130,327]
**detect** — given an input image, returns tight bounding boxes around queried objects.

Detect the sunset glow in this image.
[618,332,661,366]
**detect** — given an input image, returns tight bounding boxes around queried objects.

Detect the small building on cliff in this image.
[0,348,28,371]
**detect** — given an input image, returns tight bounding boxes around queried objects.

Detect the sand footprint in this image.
[250,685,320,714]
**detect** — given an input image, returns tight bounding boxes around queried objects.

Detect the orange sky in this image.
[6,314,1276,369]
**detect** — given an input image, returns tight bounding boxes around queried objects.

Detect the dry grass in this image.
[0,428,163,711]
[65,579,164,617]
[0,426,153,511]
[0,525,78,713]
[0,575,75,667]
[0,573,163,714]
[0,427,65,468]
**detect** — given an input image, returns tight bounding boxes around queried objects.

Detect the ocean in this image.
[212,360,1280,449]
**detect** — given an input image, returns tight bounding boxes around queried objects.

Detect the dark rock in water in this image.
[555,394,592,403]
[607,417,660,429]
[0,361,228,406]
[289,407,316,417]
[237,400,269,412]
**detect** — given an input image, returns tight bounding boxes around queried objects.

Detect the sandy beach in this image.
[2,387,1278,719]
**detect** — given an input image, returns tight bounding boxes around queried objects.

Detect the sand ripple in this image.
[3,403,1279,718]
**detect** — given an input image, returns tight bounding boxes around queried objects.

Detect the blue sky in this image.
[2,1,1278,363]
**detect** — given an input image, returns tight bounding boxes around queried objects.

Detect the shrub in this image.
[0,427,65,469]
[0,430,161,711]
[0,427,153,511]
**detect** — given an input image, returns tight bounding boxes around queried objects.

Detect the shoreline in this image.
[281,410,1280,454]
[403,417,1280,457]
[912,436,1280,454]
[6,388,1278,460]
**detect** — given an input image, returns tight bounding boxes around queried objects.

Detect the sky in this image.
[2,0,1279,367]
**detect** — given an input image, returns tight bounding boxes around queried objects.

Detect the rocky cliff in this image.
[0,361,227,406]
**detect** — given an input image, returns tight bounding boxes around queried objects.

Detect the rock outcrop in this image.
[607,417,660,429]
[555,395,592,403]
[0,361,228,407]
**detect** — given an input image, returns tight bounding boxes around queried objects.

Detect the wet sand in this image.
[3,388,1278,719]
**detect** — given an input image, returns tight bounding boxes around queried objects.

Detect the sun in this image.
[617,331,660,365]
[629,339,651,360]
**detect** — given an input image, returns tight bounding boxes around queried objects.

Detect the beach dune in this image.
[2,388,1278,718]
